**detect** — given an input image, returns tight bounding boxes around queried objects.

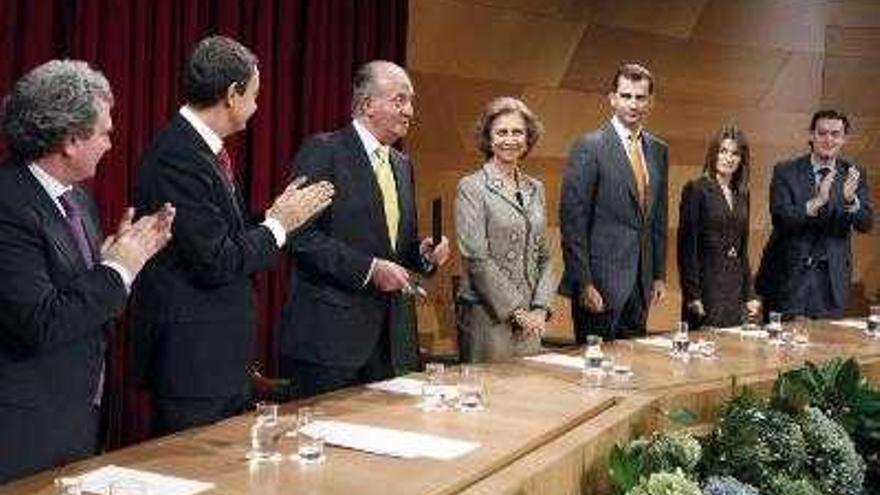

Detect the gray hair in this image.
[351,60,403,116]
[1,59,113,162]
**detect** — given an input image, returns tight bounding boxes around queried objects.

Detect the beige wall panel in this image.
[822,55,880,113]
[462,0,596,20]
[408,71,525,164]
[691,0,830,53]
[520,87,608,158]
[560,25,788,108]
[583,0,708,38]
[828,1,880,28]
[826,25,880,57]
[758,53,824,113]
[408,0,587,86]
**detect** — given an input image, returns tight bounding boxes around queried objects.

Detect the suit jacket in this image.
[280,124,430,372]
[0,163,127,481]
[559,121,668,312]
[677,176,755,327]
[756,154,873,314]
[455,164,556,361]
[132,114,279,398]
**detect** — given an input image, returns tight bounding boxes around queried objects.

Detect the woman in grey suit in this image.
[455,97,556,362]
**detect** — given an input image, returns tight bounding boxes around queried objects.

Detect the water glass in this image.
[109,479,147,495]
[295,407,326,464]
[246,406,283,462]
[457,365,486,411]
[584,334,604,369]
[868,305,880,338]
[766,311,783,341]
[671,321,691,361]
[421,362,449,411]
[54,477,82,495]
[790,316,810,347]
[697,327,718,358]
[741,311,760,335]
[611,340,635,381]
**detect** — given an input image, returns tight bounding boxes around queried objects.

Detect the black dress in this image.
[677,176,756,328]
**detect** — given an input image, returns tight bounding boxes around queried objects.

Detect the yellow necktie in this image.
[627,132,648,211]
[374,146,399,249]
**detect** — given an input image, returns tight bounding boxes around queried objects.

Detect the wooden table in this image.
[3,322,879,495]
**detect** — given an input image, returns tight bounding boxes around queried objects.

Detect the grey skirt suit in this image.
[455,163,557,362]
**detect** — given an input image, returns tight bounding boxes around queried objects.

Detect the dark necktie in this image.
[217,147,236,188]
[58,191,94,269]
[815,167,831,190]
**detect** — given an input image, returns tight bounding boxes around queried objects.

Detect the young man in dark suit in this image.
[0,60,173,482]
[279,61,450,399]
[757,109,873,318]
[560,63,669,342]
[132,36,333,435]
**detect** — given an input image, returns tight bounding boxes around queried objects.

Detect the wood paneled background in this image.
[404,0,880,350]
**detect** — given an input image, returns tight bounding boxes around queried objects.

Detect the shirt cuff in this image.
[101,260,133,293]
[363,258,377,288]
[844,196,861,213]
[261,217,287,247]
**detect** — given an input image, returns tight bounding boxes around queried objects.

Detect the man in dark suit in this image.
[132,36,333,435]
[279,60,450,398]
[559,63,668,342]
[757,109,873,319]
[0,60,173,482]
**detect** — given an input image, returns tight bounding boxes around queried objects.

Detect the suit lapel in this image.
[173,115,245,226]
[340,126,394,252]
[642,134,661,219]
[481,163,532,214]
[602,124,642,218]
[17,167,88,272]
[389,149,413,252]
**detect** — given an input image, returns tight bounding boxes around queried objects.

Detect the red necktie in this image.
[58,191,94,268]
[217,148,236,188]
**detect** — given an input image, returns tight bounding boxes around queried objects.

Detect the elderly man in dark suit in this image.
[0,60,173,482]
[560,63,669,342]
[132,36,333,435]
[757,109,873,319]
[279,60,450,399]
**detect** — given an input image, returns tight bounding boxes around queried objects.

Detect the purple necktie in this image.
[59,191,105,405]
[58,191,94,269]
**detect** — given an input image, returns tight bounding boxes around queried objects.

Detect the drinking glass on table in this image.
[766,311,783,342]
[246,402,283,461]
[671,321,691,361]
[867,305,880,339]
[421,362,449,411]
[54,477,82,495]
[582,334,605,388]
[458,365,486,411]
[295,407,326,464]
[790,315,810,347]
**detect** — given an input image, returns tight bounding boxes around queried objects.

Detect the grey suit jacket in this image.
[456,163,556,322]
[559,121,668,312]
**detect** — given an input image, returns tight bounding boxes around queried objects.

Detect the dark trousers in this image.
[152,393,249,437]
[0,404,100,483]
[281,328,394,400]
[804,265,843,319]
[572,283,647,343]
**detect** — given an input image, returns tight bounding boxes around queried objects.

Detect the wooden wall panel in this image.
[407,0,880,352]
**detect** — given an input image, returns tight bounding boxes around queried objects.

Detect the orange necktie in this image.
[627,132,648,211]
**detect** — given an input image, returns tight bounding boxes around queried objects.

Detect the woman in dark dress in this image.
[678,125,761,329]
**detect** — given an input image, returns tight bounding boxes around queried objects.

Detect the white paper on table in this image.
[829,319,868,331]
[635,336,673,349]
[715,326,769,339]
[367,377,425,396]
[523,353,584,369]
[75,465,213,495]
[301,420,479,461]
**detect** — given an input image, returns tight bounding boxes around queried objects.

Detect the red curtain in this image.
[0,0,408,448]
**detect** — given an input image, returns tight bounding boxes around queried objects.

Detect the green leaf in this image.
[667,408,698,426]
[608,444,642,494]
